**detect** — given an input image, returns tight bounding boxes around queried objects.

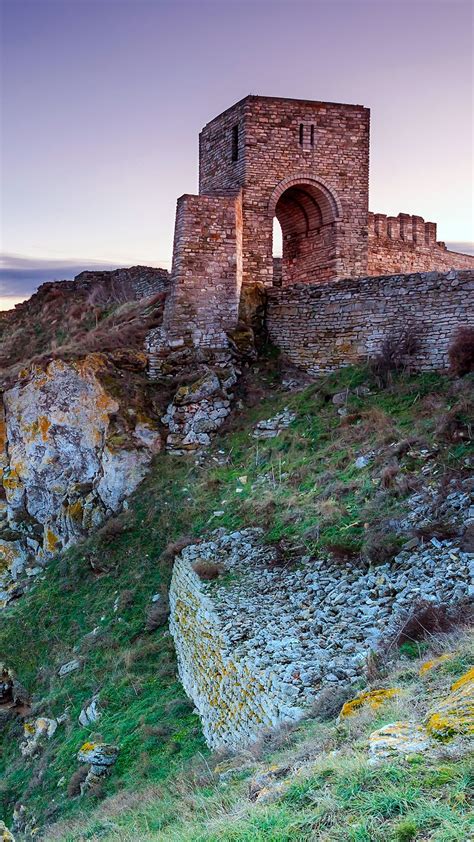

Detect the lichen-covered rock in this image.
[77,741,119,792]
[77,741,119,769]
[0,355,161,604]
[20,717,57,757]
[339,687,399,718]
[368,722,431,762]
[0,821,15,842]
[426,668,474,739]
[162,365,237,454]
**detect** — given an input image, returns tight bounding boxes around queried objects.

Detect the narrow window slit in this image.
[299,123,304,145]
[232,125,239,161]
[310,124,315,146]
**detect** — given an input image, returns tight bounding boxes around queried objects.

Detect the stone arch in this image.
[269,175,343,285]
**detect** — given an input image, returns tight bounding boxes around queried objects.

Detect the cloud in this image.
[0,253,125,299]
[446,242,474,256]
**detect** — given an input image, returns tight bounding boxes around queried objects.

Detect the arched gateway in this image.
[270,175,344,285]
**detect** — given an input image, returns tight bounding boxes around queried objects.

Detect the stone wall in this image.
[159,192,243,350]
[74,265,170,301]
[367,213,474,276]
[267,269,474,375]
[169,531,307,749]
[169,520,472,749]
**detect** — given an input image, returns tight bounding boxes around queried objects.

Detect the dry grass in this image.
[192,561,223,581]
[448,325,474,377]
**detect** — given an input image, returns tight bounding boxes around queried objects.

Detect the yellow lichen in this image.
[451,667,474,692]
[79,741,97,752]
[425,668,474,740]
[66,501,83,521]
[45,528,60,554]
[339,687,399,718]
[419,653,454,676]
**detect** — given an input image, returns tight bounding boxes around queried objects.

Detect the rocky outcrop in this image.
[169,519,473,749]
[0,354,162,606]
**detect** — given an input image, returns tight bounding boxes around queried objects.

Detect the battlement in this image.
[368,212,442,247]
[367,212,473,276]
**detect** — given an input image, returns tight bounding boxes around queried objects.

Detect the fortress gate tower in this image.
[155,95,473,354]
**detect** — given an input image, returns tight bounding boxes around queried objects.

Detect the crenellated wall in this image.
[267,269,474,375]
[367,213,474,276]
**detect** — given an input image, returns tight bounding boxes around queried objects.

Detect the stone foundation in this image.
[267,269,474,375]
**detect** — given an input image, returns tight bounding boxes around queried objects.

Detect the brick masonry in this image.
[267,269,474,375]
[160,192,243,348]
[367,213,474,275]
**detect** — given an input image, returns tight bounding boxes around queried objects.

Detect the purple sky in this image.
[1,0,473,306]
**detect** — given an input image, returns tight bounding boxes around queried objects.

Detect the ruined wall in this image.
[74,265,170,300]
[169,531,307,750]
[267,269,474,375]
[159,193,242,349]
[367,213,474,276]
[169,526,471,749]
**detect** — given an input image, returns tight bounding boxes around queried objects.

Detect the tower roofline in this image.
[202,94,370,130]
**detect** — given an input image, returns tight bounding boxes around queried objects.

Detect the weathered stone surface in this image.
[267,269,474,375]
[252,407,297,439]
[369,722,431,761]
[77,741,119,769]
[76,741,119,794]
[78,696,100,727]
[21,717,58,757]
[161,364,237,455]
[0,355,161,604]
[58,659,81,677]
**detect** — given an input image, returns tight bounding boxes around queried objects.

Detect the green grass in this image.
[1,361,473,837]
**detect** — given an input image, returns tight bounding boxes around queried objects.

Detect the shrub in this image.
[67,766,89,797]
[388,601,471,650]
[145,595,170,632]
[380,463,399,489]
[370,328,421,385]
[192,561,222,580]
[363,527,402,564]
[448,325,474,376]
[311,684,354,721]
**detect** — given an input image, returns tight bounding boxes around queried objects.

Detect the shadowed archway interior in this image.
[273,182,340,286]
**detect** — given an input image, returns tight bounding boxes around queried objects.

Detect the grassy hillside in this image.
[0,355,472,839]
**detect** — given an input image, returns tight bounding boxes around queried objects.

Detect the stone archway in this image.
[269,175,343,286]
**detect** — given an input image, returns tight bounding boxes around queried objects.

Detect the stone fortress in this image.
[154,96,474,747]
[149,94,474,375]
